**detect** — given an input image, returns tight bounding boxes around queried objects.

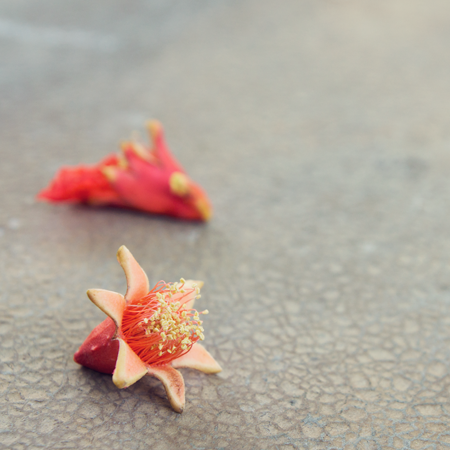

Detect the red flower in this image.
[74,246,221,413]
[38,121,212,221]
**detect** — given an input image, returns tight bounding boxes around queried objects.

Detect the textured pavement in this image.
[2,0,450,449]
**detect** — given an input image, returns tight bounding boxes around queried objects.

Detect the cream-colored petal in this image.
[117,245,150,302]
[86,289,125,328]
[147,365,185,413]
[112,339,148,389]
[172,279,204,310]
[171,343,222,374]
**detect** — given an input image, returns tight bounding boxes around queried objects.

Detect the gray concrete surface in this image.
[2,0,450,448]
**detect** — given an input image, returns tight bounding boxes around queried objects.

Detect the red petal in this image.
[147,121,184,173]
[73,318,119,374]
[112,167,211,221]
[37,155,123,205]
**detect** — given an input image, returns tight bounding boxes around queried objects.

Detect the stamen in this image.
[120,280,206,366]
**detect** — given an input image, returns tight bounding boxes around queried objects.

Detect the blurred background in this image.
[2,0,450,448]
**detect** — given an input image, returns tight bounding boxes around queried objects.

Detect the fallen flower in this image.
[38,121,212,221]
[74,245,222,412]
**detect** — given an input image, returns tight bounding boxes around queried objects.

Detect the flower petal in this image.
[112,338,148,389]
[147,365,185,413]
[146,120,184,173]
[86,289,125,328]
[171,343,222,374]
[117,245,150,302]
[37,155,124,206]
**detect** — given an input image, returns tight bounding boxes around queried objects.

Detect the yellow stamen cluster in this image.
[141,281,205,356]
[122,279,209,365]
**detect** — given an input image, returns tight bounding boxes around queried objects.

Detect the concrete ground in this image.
[2,0,450,448]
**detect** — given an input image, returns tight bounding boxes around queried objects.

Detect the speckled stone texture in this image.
[2,0,450,448]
